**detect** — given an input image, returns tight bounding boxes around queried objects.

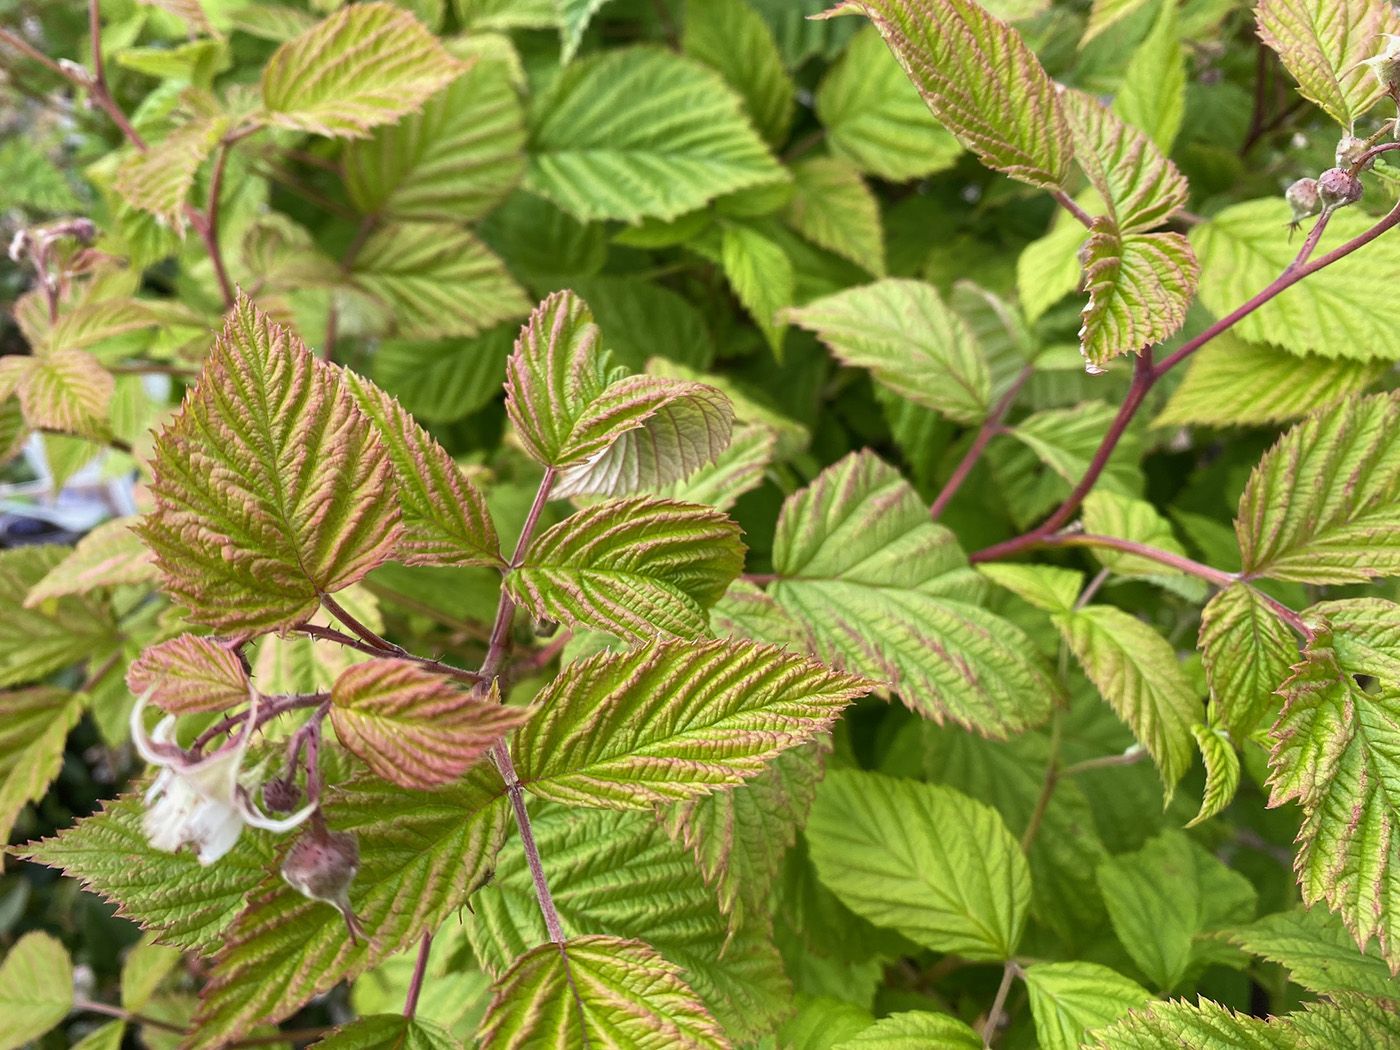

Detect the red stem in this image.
[1037,532,1239,588]
[1052,190,1094,230]
[930,366,1033,520]
[403,933,432,1018]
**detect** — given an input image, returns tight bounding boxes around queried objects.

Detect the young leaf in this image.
[1022,961,1152,1050]
[1256,0,1398,129]
[1187,724,1241,828]
[682,0,796,147]
[1053,605,1199,791]
[659,423,777,512]
[786,279,990,425]
[23,516,155,606]
[345,373,502,569]
[139,297,402,634]
[771,451,1060,738]
[0,688,84,844]
[1224,906,1398,1000]
[1082,0,1152,44]
[310,1015,458,1050]
[507,497,744,641]
[0,546,117,688]
[1198,583,1298,740]
[831,1012,981,1049]
[524,47,785,222]
[820,0,1072,190]
[1236,392,1400,583]
[720,222,794,356]
[479,936,728,1049]
[978,563,1084,615]
[513,637,866,807]
[126,635,250,715]
[1078,221,1198,367]
[784,157,886,277]
[0,350,114,439]
[0,932,73,1050]
[1089,998,1292,1049]
[260,3,466,138]
[806,769,1031,960]
[112,114,231,226]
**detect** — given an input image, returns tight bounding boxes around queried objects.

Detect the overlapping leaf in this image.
[113,114,230,226]
[126,634,250,715]
[1078,220,1198,367]
[659,423,776,512]
[23,516,155,605]
[682,0,796,147]
[784,157,886,276]
[1023,962,1152,1050]
[1224,906,1398,1000]
[513,637,864,808]
[1188,724,1242,827]
[0,546,117,688]
[1114,0,1186,150]
[311,1016,458,1050]
[1198,584,1298,740]
[0,688,84,843]
[832,1012,981,1049]
[139,297,402,633]
[1089,998,1294,1049]
[720,222,793,356]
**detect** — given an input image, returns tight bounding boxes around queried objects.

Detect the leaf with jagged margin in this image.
[662,742,825,929]
[710,581,807,649]
[1095,830,1258,991]
[514,637,866,808]
[0,546,117,688]
[831,1012,981,1049]
[0,688,83,843]
[1052,605,1198,792]
[1155,335,1386,429]
[467,805,790,1043]
[186,768,509,1047]
[1192,199,1400,360]
[329,661,528,789]
[659,423,776,512]
[1198,583,1297,741]
[456,0,556,30]
[18,795,280,953]
[719,222,794,357]
[0,350,114,439]
[1082,0,1152,44]
[138,297,402,634]
[1268,622,1400,971]
[0,932,72,1050]
[525,47,785,223]
[818,0,1071,189]
[259,3,466,138]
[1080,491,1203,599]
[788,279,988,424]
[350,222,530,341]
[771,451,1061,738]
[1078,220,1198,367]
[23,517,155,606]
[1289,995,1400,1045]
[1224,906,1398,1001]
[1088,998,1295,1050]
[508,498,744,642]
[1187,723,1241,828]
[683,0,795,147]
[1017,212,1089,324]
[125,635,249,715]
[1256,0,1398,129]
[1023,962,1152,1050]
[1062,89,1187,233]
[572,276,715,372]
[345,373,501,570]
[480,936,728,1049]
[0,397,25,462]
[807,769,1030,960]
[343,49,524,223]
[1320,598,1400,684]
[1237,392,1400,584]
[310,1015,458,1050]
[978,563,1083,615]
[783,156,886,277]
[112,114,230,226]
[1114,0,1186,151]
[1000,401,1144,526]
[813,26,963,181]
[371,327,514,425]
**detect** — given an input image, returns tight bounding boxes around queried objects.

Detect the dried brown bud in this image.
[1317,167,1363,210]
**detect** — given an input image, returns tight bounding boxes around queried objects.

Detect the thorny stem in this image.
[1040,532,1240,589]
[403,933,432,1018]
[190,692,328,753]
[930,366,1034,520]
[321,592,405,656]
[294,622,484,685]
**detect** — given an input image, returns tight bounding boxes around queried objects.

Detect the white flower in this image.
[130,691,315,866]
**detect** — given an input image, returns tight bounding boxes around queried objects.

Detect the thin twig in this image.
[74,999,186,1035]
[930,366,1033,520]
[1051,190,1094,230]
[403,933,432,1018]
[0,28,69,78]
[981,961,1021,1047]
[1061,747,1148,778]
[200,141,237,309]
[1019,716,1062,855]
[321,592,405,656]
[1040,532,1240,588]
[294,622,484,685]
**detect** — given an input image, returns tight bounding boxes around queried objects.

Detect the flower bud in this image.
[1363,34,1400,95]
[1317,167,1363,210]
[281,823,364,941]
[261,776,302,814]
[1285,178,1321,224]
[1336,134,1371,171]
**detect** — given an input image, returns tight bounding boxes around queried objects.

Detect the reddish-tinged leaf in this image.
[0,350,114,438]
[126,635,250,715]
[329,660,530,789]
[24,517,156,606]
[1078,221,1198,367]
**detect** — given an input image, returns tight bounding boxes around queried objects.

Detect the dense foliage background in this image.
[2,0,1400,1047]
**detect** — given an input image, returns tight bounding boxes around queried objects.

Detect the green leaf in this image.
[350,222,530,340]
[0,350,114,438]
[0,932,72,1050]
[126,634,250,715]
[1082,0,1153,44]
[525,47,785,222]
[513,636,866,807]
[720,222,795,356]
[1089,998,1294,1050]
[189,769,509,1044]
[139,297,402,634]
[112,114,230,226]
[787,279,989,425]
[480,935,727,1049]
[456,0,556,30]
[572,277,715,371]
[1023,961,1152,1050]
[370,328,514,425]
[831,1012,981,1049]
[1192,199,1400,360]
[0,546,116,688]
[1224,906,1397,1000]
[1081,490,1194,583]
[813,26,963,181]
[23,517,155,605]
[1319,597,1400,682]
[310,1015,459,1050]
[783,157,886,277]
[1256,0,1397,129]
[1287,996,1400,1045]
[659,423,777,512]
[1095,830,1257,990]
[1155,334,1386,428]
[1187,723,1241,827]
[1078,221,1198,367]
[1113,0,1186,151]
[330,661,528,789]
[771,451,1060,737]
[259,3,466,138]
[0,688,83,843]
[683,0,796,147]
[823,0,1071,189]
[345,372,502,569]
[343,52,524,223]
[1017,214,1088,324]
[1236,392,1400,583]
[508,497,744,641]
[120,935,181,1013]
[806,769,1031,960]
[977,563,1084,614]
[1198,583,1298,740]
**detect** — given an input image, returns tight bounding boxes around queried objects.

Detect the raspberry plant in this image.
[2,0,1400,1047]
